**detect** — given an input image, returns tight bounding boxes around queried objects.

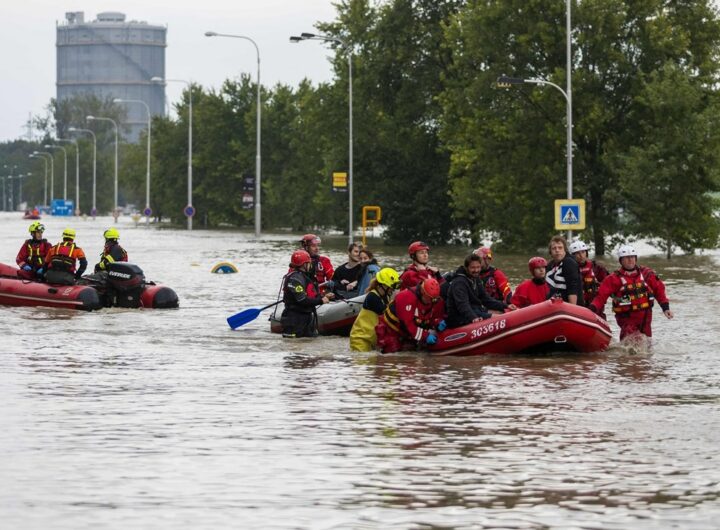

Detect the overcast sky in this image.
[0,0,340,142]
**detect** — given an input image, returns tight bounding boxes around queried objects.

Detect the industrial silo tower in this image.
[56,11,166,142]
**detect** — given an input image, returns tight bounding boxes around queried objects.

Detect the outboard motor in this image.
[106,262,145,308]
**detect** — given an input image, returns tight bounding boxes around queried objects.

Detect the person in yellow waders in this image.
[350,268,401,352]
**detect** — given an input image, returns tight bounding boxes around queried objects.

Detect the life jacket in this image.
[25,239,48,267]
[382,288,434,337]
[350,288,387,352]
[97,242,128,271]
[579,260,599,304]
[48,242,78,273]
[611,267,655,313]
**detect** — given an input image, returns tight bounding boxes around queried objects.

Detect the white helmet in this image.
[617,245,637,259]
[568,240,589,254]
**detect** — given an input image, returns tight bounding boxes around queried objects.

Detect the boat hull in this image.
[270,294,365,336]
[429,298,612,356]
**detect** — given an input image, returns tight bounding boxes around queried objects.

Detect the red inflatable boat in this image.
[428,298,612,356]
[0,262,178,311]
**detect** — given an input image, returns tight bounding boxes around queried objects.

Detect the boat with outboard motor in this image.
[428,298,612,356]
[0,261,179,310]
[269,292,365,336]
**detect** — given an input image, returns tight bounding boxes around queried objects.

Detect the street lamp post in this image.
[0,176,5,211]
[152,76,194,230]
[29,154,48,206]
[87,115,119,218]
[44,144,68,201]
[17,173,31,206]
[205,31,262,238]
[58,138,80,214]
[114,98,151,224]
[290,32,354,244]
[69,127,97,217]
[2,165,17,210]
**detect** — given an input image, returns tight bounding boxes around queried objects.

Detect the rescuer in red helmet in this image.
[375,277,446,353]
[399,241,443,290]
[473,246,513,304]
[510,257,551,309]
[297,234,335,288]
[280,249,335,338]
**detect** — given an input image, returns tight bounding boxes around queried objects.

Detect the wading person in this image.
[350,268,400,352]
[569,240,609,314]
[281,250,335,338]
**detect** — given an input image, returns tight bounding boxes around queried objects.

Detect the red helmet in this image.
[528,256,547,273]
[300,234,321,247]
[474,247,493,259]
[420,277,441,299]
[290,250,312,268]
[408,241,430,256]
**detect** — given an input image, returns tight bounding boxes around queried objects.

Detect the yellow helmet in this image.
[62,228,76,240]
[376,267,401,289]
[103,227,120,240]
[28,222,45,234]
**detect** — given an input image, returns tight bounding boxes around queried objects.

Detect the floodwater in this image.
[1,212,719,529]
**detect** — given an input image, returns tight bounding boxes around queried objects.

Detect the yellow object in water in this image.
[211,262,238,274]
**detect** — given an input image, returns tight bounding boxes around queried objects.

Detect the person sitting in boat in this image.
[568,240,609,316]
[350,267,401,352]
[446,253,516,328]
[355,247,381,294]
[473,247,513,304]
[545,235,582,305]
[94,227,128,273]
[298,233,335,288]
[511,257,551,308]
[43,228,88,285]
[281,249,335,338]
[332,242,364,297]
[399,241,443,290]
[16,222,52,280]
[375,277,446,353]
[589,245,673,340]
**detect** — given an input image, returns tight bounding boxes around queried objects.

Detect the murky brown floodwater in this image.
[1,212,719,529]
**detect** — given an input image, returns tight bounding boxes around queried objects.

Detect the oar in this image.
[227,300,282,329]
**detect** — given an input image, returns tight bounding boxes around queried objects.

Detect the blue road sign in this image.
[554,199,586,230]
[143,207,152,217]
[184,205,196,218]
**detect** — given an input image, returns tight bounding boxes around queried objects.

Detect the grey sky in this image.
[0,0,340,142]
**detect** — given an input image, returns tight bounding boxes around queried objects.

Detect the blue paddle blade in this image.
[227,307,262,329]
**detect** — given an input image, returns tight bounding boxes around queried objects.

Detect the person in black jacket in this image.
[545,235,583,304]
[281,250,335,338]
[446,254,517,328]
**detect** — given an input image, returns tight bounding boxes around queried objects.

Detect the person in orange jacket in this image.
[399,241,443,290]
[16,221,52,280]
[298,233,335,287]
[590,245,673,340]
[44,228,88,285]
[511,257,551,308]
[375,277,446,353]
[474,247,513,304]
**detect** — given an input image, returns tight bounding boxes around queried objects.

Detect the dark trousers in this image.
[281,309,318,338]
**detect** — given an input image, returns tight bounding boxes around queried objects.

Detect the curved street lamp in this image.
[114,98,152,223]
[290,31,354,244]
[29,154,49,206]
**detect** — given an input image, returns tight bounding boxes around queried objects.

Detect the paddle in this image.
[227,300,282,329]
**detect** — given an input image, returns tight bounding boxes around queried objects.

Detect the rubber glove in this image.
[37,267,44,276]
[437,320,447,331]
[323,280,336,291]
[426,333,438,345]
[22,265,32,271]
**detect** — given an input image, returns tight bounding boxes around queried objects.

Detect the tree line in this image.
[3,0,719,258]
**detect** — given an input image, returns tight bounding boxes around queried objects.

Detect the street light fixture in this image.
[2,164,17,211]
[151,76,194,230]
[44,144,68,201]
[114,98,152,223]
[290,31,354,244]
[205,31,262,238]
[69,127,98,217]
[29,153,49,206]
[57,137,80,214]
[87,115,119,217]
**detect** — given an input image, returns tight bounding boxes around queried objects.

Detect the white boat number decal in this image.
[62,288,73,296]
[470,319,506,339]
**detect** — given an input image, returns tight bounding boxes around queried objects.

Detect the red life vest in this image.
[611,268,654,313]
[382,288,436,340]
[579,260,599,304]
[25,240,49,267]
[49,242,78,273]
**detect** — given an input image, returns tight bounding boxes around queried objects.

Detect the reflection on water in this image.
[1,213,719,529]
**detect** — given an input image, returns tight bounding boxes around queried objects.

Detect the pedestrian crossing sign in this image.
[555,199,585,230]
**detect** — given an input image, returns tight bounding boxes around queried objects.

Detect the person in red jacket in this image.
[375,277,446,353]
[299,233,335,286]
[399,241,443,290]
[590,245,673,340]
[511,257,551,308]
[474,247,513,304]
[16,221,52,280]
[569,240,609,313]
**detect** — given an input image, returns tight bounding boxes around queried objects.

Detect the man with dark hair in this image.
[546,235,582,304]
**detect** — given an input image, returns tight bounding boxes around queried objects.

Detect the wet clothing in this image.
[546,256,583,303]
[94,241,128,273]
[16,238,51,276]
[578,259,609,307]
[312,255,334,285]
[350,287,392,352]
[332,261,363,295]
[399,264,443,290]
[375,286,445,353]
[280,269,325,338]
[511,278,551,308]
[590,266,670,340]
[446,266,507,328]
[479,267,513,304]
[44,240,87,285]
